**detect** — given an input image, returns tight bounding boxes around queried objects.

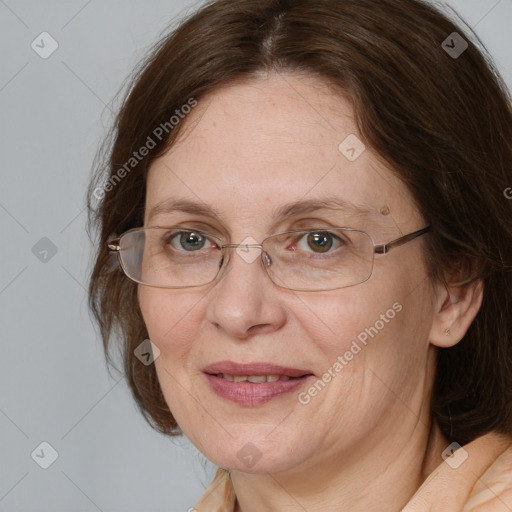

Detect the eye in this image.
[296,231,344,254]
[167,230,215,252]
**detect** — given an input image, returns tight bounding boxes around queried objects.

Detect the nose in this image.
[205,243,286,339]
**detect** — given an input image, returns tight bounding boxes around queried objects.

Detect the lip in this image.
[202,361,313,378]
[203,361,315,406]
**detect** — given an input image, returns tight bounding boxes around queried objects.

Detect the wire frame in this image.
[107,225,430,291]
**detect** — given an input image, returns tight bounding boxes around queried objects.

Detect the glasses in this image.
[107,225,430,292]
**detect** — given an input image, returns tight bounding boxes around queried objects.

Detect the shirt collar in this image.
[194,468,236,512]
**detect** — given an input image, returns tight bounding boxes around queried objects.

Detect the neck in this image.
[231,418,448,512]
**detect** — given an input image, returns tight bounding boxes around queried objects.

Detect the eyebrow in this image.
[147,196,376,224]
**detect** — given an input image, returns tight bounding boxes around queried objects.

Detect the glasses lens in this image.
[116,227,375,291]
[118,228,222,288]
[263,228,374,291]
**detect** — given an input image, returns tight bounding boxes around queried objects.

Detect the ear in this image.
[429,279,484,348]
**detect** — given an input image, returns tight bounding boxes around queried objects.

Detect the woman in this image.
[87,0,512,510]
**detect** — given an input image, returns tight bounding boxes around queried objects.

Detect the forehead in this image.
[145,72,420,234]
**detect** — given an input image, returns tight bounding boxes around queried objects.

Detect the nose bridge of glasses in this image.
[218,242,272,269]
[221,243,263,249]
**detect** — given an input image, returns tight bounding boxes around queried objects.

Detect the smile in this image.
[203,361,315,406]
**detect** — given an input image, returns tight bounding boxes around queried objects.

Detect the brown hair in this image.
[87,0,512,446]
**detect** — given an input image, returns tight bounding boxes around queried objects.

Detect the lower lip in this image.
[205,374,314,406]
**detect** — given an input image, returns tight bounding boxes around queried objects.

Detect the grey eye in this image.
[169,231,210,251]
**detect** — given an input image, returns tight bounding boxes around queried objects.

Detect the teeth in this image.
[219,374,292,382]
[247,375,267,383]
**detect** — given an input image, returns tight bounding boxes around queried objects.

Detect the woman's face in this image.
[139,72,439,476]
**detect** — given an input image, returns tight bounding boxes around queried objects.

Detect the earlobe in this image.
[429,280,484,348]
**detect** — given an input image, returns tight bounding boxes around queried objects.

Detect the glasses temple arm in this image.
[374,226,430,255]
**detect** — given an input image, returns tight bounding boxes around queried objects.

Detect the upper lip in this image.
[203,361,314,377]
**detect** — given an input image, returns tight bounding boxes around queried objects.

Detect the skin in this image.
[138,71,483,511]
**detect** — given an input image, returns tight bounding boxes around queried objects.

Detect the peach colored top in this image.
[193,432,512,511]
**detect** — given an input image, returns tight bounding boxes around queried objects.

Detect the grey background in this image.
[1,1,511,511]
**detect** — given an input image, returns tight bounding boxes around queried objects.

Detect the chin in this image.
[195,429,315,475]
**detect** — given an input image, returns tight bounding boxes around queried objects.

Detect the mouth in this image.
[202,361,315,406]
[212,374,300,382]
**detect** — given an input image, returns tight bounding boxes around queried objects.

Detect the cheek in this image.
[137,287,203,355]
[297,289,397,354]
[138,288,206,429]
[301,278,430,377]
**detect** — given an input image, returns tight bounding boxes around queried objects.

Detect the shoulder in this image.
[404,431,512,511]
[193,433,512,512]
